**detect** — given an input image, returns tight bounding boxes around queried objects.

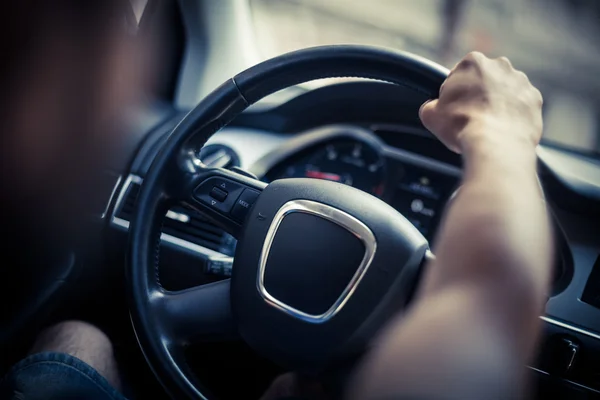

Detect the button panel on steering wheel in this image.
[193,176,260,223]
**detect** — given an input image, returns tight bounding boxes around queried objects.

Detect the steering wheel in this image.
[127,45,449,399]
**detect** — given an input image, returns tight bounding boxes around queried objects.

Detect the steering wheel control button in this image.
[206,256,234,277]
[194,177,245,215]
[231,189,260,222]
[209,187,228,202]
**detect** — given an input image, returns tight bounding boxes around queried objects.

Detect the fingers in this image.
[421,51,543,153]
[456,51,486,72]
[533,87,544,105]
[419,98,438,133]
[496,56,513,69]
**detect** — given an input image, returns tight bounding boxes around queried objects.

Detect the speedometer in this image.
[276,140,386,197]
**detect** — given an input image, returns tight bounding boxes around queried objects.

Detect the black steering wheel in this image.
[127,45,449,399]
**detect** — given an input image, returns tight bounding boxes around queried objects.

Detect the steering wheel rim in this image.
[127,45,449,399]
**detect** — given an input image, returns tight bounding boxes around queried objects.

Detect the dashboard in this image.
[102,80,600,397]
[110,124,461,277]
[110,120,573,293]
[258,125,460,240]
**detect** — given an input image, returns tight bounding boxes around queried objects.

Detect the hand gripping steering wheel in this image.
[127,45,449,399]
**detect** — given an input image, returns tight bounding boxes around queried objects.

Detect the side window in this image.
[543,91,597,151]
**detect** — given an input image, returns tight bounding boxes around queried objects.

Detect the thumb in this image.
[419,98,461,154]
[419,99,439,133]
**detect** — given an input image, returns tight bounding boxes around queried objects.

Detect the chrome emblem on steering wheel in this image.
[257,199,377,323]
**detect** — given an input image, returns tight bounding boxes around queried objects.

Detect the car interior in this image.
[1,0,600,399]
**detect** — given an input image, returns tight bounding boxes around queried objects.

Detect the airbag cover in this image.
[264,212,366,316]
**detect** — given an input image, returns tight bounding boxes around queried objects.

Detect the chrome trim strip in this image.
[540,316,600,341]
[527,365,600,394]
[112,217,130,230]
[527,366,548,376]
[257,199,377,324]
[101,174,123,219]
[424,249,436,263]
[166,210,191,223]
[110,174,231,260]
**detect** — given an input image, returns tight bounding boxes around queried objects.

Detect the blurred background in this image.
[249,0,600,156]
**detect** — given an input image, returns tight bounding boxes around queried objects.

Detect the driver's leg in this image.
[29,320,122,390]
[0,320,126,400]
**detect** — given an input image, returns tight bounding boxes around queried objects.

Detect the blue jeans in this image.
[0,352,126,400]
[0,352,308,399]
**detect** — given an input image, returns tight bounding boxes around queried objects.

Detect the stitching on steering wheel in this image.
[304,75,434,97]
[190,118,231,157]
[233,75,435,106]
[154,219,164,290]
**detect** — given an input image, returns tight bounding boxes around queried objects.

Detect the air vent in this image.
[117,180,141,220]
[116,181,234,256]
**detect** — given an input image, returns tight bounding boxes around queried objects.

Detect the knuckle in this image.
[466,51,485,61]
[419,102,433,118]
[497,56,513,68]
[533,88,544,105]
[459,51,485,68]
[516,70,529,81]
[439,80,448,96]
[419,101,438,125]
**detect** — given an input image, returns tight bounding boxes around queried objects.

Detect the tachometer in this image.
[276,140,386,196]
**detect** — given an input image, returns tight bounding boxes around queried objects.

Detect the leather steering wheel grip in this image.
[233,45,449,104]
[127,45,449,399]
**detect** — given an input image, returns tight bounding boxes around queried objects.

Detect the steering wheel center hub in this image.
[232,178,428,370]
[257,199,377,323]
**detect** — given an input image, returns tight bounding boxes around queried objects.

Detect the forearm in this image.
[422,127,553,323]
[350,288,527,400]
[350,128,553,400]
[351,52,549,400]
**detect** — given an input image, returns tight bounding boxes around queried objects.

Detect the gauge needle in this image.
[305,170,342,181]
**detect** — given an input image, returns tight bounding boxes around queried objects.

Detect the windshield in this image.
[250,0,600,157]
